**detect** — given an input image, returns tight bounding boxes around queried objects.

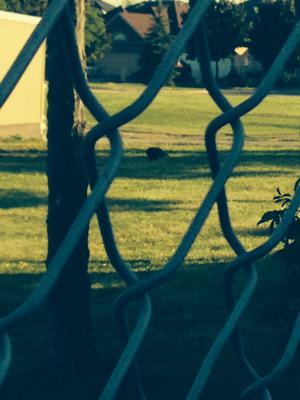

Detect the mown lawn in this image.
[0,85,300,399]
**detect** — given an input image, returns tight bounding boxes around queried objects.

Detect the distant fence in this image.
[1,0,300,399]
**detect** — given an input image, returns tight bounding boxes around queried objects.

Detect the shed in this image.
[0,10,46,138]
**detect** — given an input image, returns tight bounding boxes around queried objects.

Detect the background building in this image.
[0,10,46,138]
[96,1,188,82]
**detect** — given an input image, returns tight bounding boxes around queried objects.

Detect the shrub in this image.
[257,178,300,266]
[257,178,300,327]
[257,178,300,248]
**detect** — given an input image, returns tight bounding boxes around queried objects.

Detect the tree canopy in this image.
[2,0,47,15]
[205,0,246,64]
[249,0,298,72]
[0,0,110,66]
[0,0,7,10]
[137,15,176,85]
[85,0,111,66]
[186,0,246,79]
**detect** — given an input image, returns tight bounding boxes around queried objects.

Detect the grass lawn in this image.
[0,85,300,399]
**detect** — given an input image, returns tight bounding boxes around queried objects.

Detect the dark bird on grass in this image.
[146,147,168,160]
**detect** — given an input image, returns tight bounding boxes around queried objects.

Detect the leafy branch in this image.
[257,178,300,247]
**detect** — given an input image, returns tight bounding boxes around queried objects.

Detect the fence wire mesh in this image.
[0,0,300,399]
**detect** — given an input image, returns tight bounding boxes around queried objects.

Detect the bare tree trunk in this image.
[46,0,95,376]
[215,60,219,81]
[73,0,86,132]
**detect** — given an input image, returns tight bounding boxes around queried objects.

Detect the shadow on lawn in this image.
[0,260,300,399]
[0,188,178,212]
[0,149,46,174]
[104,149,300,180]
[0,148,299,181]
[0,189,47,208]
[237,226,269,238]
[107,197,179,212]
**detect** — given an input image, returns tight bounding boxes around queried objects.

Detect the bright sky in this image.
[108,0,242,6]
[108,0,188,6]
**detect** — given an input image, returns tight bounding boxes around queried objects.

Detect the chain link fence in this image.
[1,0,300,399]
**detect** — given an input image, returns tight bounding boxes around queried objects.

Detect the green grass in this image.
[88,83,300,150]
[0,85,300,399]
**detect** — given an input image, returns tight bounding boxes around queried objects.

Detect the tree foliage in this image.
[85,0,111,65]
[257,178,300,248]
[187,0,246,79]
[249,0,298,72]
[0,0,110,65]
[2,0,47,15]
[205,0,246,64]
[0,0,7,10]
[137,15,176,85]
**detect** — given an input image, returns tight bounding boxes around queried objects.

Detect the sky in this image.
[107,0,188,6]
[106,0,242,6]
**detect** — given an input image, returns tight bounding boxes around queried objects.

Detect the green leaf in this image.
[257,210,281,226]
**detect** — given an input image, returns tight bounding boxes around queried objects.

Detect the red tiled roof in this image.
[120,11,155,38]
[174,2,189,28]
[107,2,189,39]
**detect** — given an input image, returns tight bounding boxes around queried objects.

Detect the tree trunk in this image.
[215,60,219,81]
[46,0,95,376]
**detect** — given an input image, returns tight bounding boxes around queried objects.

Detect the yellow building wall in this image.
[0,11,45,137]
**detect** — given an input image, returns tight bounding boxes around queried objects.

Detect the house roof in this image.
[118,11,155,38]
[106,1,189,37]
[136,1,189,33]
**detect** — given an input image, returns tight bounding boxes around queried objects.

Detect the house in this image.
[180,46,261,86]
[96,10,154,81]
[0,10,46,138]
[96,1,189,82]
[179,54,232,84]
[234,46,261,77]
[95,0,261,85]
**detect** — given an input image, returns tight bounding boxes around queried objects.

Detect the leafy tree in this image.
[85,0,111,66]
[205,0,246,79]
[187,0,246,80]
[257,178,300,249]
[257,178,300,329]
[0,0,7,10]
[1,0,110,66]
[2,0,47,15]
[249,0,298,72]
[137,15,176,85]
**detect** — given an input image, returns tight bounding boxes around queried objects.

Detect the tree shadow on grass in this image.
[0,149,46,174]
[101,149,300,180]
[107,197,179,212]
[237,226,270,238]
[0,189,178,212]
[0,148,299,181]
[1,259,300,399]
[0,189,47,208]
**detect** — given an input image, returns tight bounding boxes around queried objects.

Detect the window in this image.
[113,32,127,42]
